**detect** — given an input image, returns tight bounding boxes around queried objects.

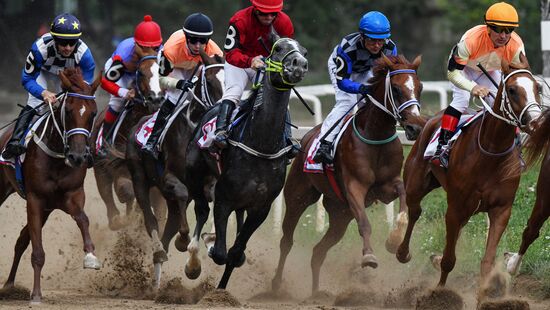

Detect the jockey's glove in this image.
[359,84,371,96]
[176,79,195,92]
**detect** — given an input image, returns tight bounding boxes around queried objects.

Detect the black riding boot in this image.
[211,99,234,150]
[2,106,36,159]
[313,140,333,164]
[284,111,300,162]
[142,100,176,159]
[96,121,115,158]
[432,128,454,168]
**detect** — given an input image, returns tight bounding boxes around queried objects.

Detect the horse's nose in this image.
[67,152,85,167]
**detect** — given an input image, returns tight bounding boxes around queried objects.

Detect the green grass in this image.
[263,145,550,297]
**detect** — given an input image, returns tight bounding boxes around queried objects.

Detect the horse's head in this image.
[370,55,425,140]
[498,53,541,133]
[134,44,163,113]
[265,37,308,88]
[59,68,100,167]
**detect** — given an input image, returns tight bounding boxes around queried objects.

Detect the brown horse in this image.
[126,49,224,288]
[505,108,550,275]
[271,55,425,293]
[396,55,542,289]
[91,44,163,230]
[0,68,101,303]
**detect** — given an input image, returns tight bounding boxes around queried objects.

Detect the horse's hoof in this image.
[430,254,442,271]
[235,252,246,268]
[272,278,282,292]
[109,215,126,231]
[153,250,168,264]
[30,295,41,305]
[361,254,378,269]
[385,237,400,254]
[504,252,522,275]
[201,232,216,248]
[83,253,102,270]
[185,263,202,280]
[174,235,190,252]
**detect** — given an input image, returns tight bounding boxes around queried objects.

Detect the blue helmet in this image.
[50,13,82,39]
[359,11,391,39]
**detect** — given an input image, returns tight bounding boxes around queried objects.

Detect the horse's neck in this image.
[478,94,517,151]
[355,88,396,137]
[37,110,65,152]
[242,82,290,151]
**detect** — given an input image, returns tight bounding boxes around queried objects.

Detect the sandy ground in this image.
[0,172,548,309]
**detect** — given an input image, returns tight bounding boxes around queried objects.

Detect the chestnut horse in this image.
[272,55,426,293]
[0,68,101,303]
[126,49,224,288]
[91,45,163,230]
[505,107,550,275]
[396,55,542,289]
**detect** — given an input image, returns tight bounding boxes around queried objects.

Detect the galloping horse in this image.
[505,108,550,275]
[396,55,542,288]
[271,55,425,293]
[126,49,224,287]
[92,44,163,230]
[0,68,101,303]
[185,37,308,289]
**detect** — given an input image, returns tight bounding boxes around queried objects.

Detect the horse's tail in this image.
[524,109,550,167]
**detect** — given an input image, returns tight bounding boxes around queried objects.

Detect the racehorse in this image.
[505,107,550,275]
[0,68,101,303]
[91,44,163,230]
[396,54,542,289]
[271,54,425,293]
[126,48,224,287]
[185,37,308,289]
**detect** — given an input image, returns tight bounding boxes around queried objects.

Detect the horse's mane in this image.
[368,55,411,86]
[524,108,550,167]
[62,68,88,92]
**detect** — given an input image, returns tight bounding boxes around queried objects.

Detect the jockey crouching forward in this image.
[142,13,223,159]
[431,1,525,168]
[98,15,163,157]
[2,13,95,159]
[313,11,397,164]
[210,0,299,160]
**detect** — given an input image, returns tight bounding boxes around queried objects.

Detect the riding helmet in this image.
[484,2,519,27]
[50,13,82,39]
[134,15,163,47]
[359,11,391,39]
[251,0,284,13]
[183,13,213,38]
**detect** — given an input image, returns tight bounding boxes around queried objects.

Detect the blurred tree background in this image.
[0,0,542,91]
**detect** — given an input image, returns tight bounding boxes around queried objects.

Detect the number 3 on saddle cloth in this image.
[423,110,520,163]
[0,113,50,198]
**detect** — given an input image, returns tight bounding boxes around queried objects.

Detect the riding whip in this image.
[257,37,315,115]
[476,63,499,89]
[0,92,65,131]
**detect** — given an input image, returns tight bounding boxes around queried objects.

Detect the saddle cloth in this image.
[195,108,241,149]
[0,113,50,167]
[424,111,482,160]
[134,101,190,148]
[303,115,354,173]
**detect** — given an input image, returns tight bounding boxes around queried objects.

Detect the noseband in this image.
[265,39,303,88]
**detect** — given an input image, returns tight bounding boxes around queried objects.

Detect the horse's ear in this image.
[501,58,510,74]
[381,54,394,69]
[91,70,102,94]
[198,47,211,65]
[59,70,72,90]
[519,52,530,69]
[412,55,422,70]
[134,43,144,57]
[269,25,281,43]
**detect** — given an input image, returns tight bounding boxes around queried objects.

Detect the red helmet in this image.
[251,0,283,13]
[134,15,162,47]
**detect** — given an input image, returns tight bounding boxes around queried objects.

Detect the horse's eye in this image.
[274,45,282,53]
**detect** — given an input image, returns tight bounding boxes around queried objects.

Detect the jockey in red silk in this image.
[142,13,223,159]
[99,15,163,153]
[211,0,298,158]
[431,1,525,168]
[2,13,95,159]
[313,11,397,164]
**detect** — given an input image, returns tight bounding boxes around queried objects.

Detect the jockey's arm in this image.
[224,22,254,68]
[334,46,362,94]
[79,48,95,84]
[21,44,47,100]
[447,45,477,92]
[101,55,130,98]
[157,50,182,90]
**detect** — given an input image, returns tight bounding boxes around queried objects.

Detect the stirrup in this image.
[313,144,333,164]
[142,143,160,160]
[210,131,228,152]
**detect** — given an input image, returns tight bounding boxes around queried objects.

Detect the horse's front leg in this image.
[64,189,101,270]
[26,194,48,304]
[94,166,125,230]
[185,196,210,280]
[210,194,231,266]
[384,179,408,254]
[346,180,378,268]
[162,172,191,252]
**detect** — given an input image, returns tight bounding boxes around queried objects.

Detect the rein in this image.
[190,63,225,108]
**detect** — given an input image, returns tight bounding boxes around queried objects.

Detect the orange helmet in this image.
[134,15,163,47]
[251,0,283,13]
[484,2,519,27]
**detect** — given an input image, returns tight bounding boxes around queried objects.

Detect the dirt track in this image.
[0,173,548,309]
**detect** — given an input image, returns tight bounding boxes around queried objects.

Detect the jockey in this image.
[431,1,525,168]
[211,0,297,157]
[142,13,223,159]
[99,15,162,155]
[2,13,95,159]
[313,11,397,164]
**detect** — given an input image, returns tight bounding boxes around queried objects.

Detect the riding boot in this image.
[431,107,461,168]
[211,99,234,151]
[313,140,334,165]
[96,120,115,158]
[284,112,300,164]
[142,99,176,159]
[2,106,36,159]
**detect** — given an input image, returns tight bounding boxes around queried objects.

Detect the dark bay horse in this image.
[126,49,224,288]
[185,37,308,289]
[505,107,550,274]
[92,44,163,230]
[396,55,542,289]
[0,68,101,303]
[271,55,426,293]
